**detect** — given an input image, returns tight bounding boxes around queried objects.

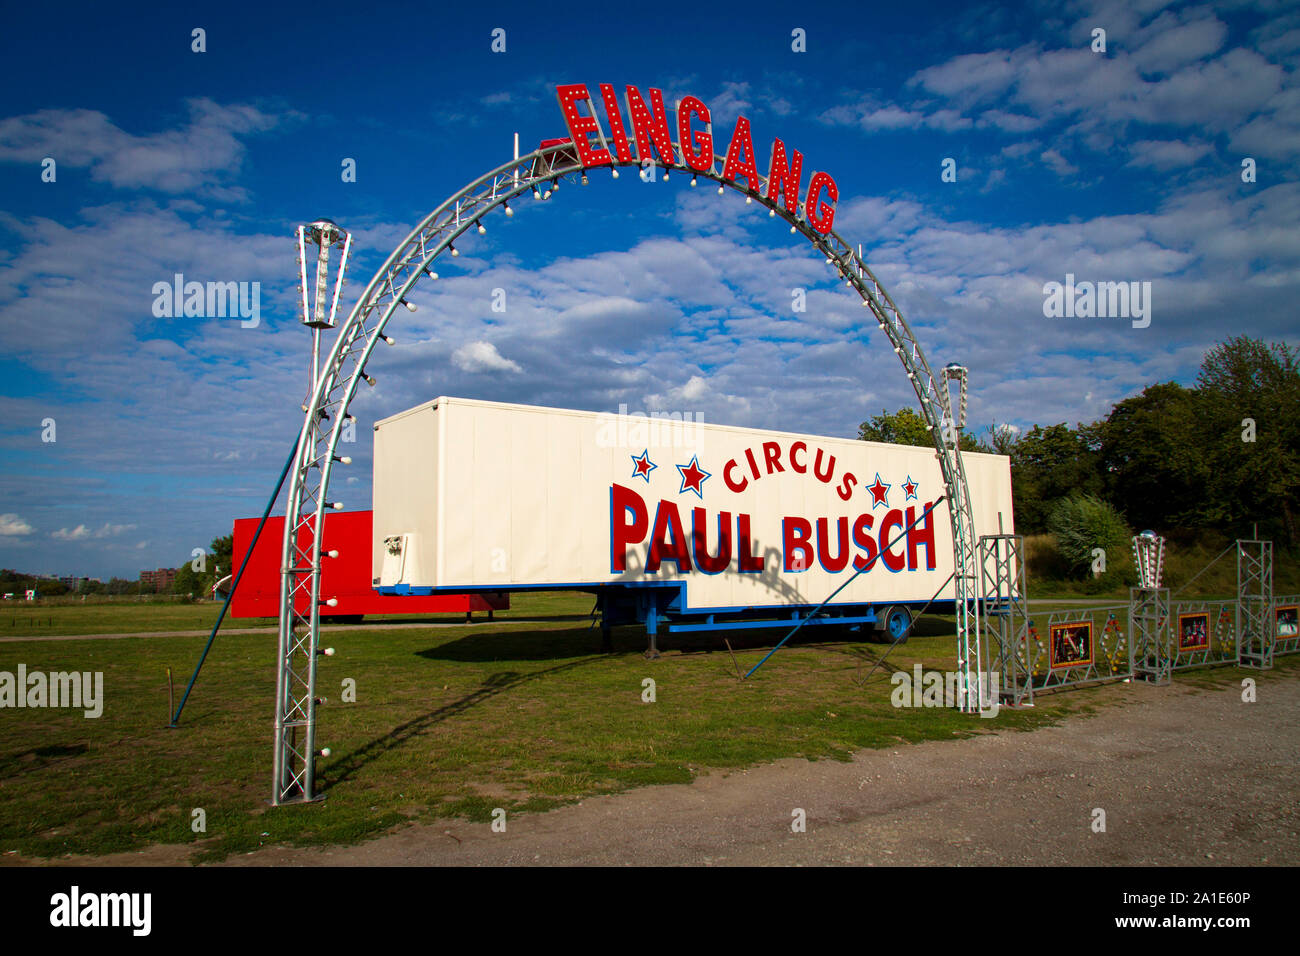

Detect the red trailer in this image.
[231,510,508,620]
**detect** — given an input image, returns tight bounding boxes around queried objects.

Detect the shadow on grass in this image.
[416,625,609,662]
[321,655,606,791]
[358,612,594,627]
[410,612,954,668]
[0,741,89,779]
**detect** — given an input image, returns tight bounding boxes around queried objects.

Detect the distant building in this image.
[59,575,90,591]
[140,568,177,593]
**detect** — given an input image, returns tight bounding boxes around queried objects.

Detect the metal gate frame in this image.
[1166,599,1237,671]
[1030,605,1132,692]
[272,139,986,804]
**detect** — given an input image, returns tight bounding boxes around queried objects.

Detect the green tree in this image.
[172,561,203,598]
[1095,382,1206,531]
[986,423,1017,456]
[1195,336,1300,544]
[1008,423,1105,533]
[1049,494,1131,578]
[857,407,986,451]
[210,534,233,578]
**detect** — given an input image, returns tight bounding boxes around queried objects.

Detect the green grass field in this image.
[0,590,589,637]
[0,592,1293,863]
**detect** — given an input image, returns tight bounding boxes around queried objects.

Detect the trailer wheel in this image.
[880,606,913,644]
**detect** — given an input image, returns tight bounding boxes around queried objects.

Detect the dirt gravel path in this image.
[31,671,1299,867]
[243,672,1299,866]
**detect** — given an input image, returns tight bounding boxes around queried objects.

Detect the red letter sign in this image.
[610,483,648,571]
[556,84,612,167]
[677,96,714,172]
[806,170,839,233]
[624,85,676,166]
[766,137,802,214]
[598,83,635,164]
[722,116,761,192]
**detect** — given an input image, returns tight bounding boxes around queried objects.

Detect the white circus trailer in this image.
[372,397,1014,650]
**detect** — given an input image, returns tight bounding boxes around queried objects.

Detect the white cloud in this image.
[1040,148,1079,177]
[1125,139,1212,169]
[1130,12,1228,74]
[707,81,753,125]
[680,375,708,401]
[0,99,290,196]
[910,50,1022,105]
[820,97,974,133]
[451,341,522,373]
[888,10,1297,161]
[0,514,33,536]
[51,522,135,541]
[979,110,1043,133]
[1229,85,1300,160]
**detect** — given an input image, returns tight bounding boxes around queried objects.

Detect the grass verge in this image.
[2,594,1290,863]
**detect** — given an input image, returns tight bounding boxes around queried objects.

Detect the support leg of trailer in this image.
[644,599,661,660]
[595,591,613,652]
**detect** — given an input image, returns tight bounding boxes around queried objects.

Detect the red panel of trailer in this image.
[231,511,507,619]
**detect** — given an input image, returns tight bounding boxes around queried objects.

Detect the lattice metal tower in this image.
[273,219,352,805]
[1237,538,1274,669]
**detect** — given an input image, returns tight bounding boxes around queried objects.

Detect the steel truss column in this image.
[1237,539,1274,669]
[274,220,350,805]
[1129,586,1171,683]
[979,533,1030,707]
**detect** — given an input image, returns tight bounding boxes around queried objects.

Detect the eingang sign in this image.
[556,83,840,234]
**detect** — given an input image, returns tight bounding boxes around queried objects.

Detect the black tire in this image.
[878,605,913,644]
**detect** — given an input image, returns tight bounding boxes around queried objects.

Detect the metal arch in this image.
[273,142,985,804]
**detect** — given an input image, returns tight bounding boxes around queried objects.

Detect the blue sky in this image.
[0,0,1297,579]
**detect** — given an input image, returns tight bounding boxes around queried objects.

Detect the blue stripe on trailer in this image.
[666,612,877,633]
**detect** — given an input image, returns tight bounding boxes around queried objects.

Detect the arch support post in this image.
[273,220,352,805]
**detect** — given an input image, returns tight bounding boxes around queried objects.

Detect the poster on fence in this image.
[1178,612,1210,652]
[1050,621,1093,669]
[1278,605,1298,639]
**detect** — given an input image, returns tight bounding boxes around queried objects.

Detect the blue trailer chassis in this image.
[380,579,946,656]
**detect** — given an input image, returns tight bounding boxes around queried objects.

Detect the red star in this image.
[676,455,711,499]
[868,472,890,508]
[902,476,918,500]
[631,449,656,483]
